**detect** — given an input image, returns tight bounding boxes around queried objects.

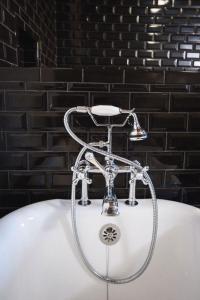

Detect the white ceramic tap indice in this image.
[0,199,200,300]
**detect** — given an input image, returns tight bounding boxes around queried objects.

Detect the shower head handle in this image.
[76,105,134,117]
[91,105,120,116]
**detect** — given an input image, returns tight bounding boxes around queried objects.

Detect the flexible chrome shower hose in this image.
[64,108,158,284]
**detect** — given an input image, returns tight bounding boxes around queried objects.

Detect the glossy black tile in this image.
[149,113,187,131]
[109,188,145,200]
[185,152,200,169]
[48,132,87,151]
[166,71,200,83]
[147,152,184,169]
[51,172,72,187]
[30,190,69,202]
[90,173,127,188]
[171,93,200,112]
[166,170,200,187]
[84,67,123,83]
[72,115,104,131]
[0,112,27,131]
[190,85,200,92]
[87,188,104,199]
[0,152,27,170]
[146,188,182,202]
[29,152,68,170]
[128,133,166,151]
[148,171,165,188]
[0,68,40,81]
[168,133,200,150]
[0,24,10,45]
[188,113,200,131]
[0,191,30,208]
[182,188,200,206]
[0,82,25,90]
[10,172,47,189]
[7,133,47,151]
[5,46,17,65]
[48,92,88,111]
[115,152,147,166]
[0,92,4,111]
[89,174,107,189]
[0,132,5,151]
[0,172,8,188]
[28,112,64,131]
[6,91,47,111]
[131,93,169,112]
[125,70,164,84]
[112,133,128,151]
[41,68,82,82]
[91,92,129,109]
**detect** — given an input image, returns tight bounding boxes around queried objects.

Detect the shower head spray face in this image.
[129,128,148,141]
[129,113,148,141]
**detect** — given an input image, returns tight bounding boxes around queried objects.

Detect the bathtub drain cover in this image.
[99,224,121,246]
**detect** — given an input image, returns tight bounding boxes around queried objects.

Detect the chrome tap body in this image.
[65,105,149,216]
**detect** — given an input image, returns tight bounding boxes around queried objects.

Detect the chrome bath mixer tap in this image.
[64,105,149,216]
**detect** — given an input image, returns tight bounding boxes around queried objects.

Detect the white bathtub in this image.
[0,199,200,300]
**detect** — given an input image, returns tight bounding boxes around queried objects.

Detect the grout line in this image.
[81,68,84,82]
[128,91,131,109]
[122,69,125,84]
[168,92,171,112]
[186,112,189,132]
[163,170,167,187]
[39,68,42,82]
[4,131,8,151]
[147,113,150,131]
[8,171,11,189]
[163,70,165,85]
[165,132,168,151]
[27,152,29,170]
[183,151,186,169]
[3,89,6,110]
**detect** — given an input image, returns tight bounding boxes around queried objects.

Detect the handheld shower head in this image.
[129,113,147,141]
[129,127,147,141]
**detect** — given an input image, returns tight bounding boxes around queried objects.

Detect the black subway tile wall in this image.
[3,1,200,69]
[0,68,200,216]
[0,1,56,66]
[56,0,200,70]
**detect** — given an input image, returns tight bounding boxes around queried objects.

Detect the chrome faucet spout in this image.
[85,152,119,216]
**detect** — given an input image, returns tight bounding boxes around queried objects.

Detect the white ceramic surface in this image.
[0,199,200,300]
